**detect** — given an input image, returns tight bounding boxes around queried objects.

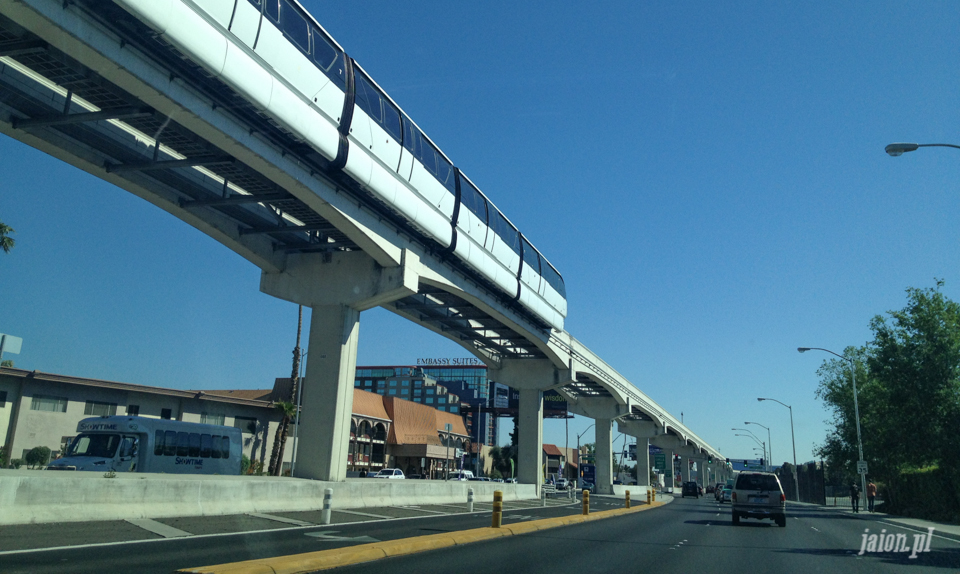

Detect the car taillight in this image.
[732,492,737,502]
[780,493,785,503]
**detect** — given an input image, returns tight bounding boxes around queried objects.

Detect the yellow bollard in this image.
[492,490,503,528]
[625,490,631,508]
[582,489,590,515]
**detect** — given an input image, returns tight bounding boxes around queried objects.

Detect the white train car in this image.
[108,0,567,330]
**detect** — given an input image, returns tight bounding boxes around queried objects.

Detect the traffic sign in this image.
[857,460,868,475]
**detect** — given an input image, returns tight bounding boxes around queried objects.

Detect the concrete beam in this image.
[565,397,630,420]
[260,249,418,311]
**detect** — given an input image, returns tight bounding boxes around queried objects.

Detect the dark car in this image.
[681,481,700,498]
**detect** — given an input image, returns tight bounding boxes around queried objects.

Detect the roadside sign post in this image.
[444,423,452,480]
[857,460,868,475]
[0,333,23,365]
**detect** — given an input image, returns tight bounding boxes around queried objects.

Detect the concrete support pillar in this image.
[681,453,692,484]
[294,304,360,481]
[666,450,676,489]
[517,388,543,491]
[636,438,650,488]
[595,418,613,495]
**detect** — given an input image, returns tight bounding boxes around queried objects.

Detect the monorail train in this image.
[107,0,567,330]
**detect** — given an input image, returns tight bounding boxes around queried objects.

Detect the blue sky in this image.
[2,2,959,467]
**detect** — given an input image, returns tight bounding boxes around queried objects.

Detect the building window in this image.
[389,389,397,395]
[438,397,446,404]
[389,380,397,387]
[413,389,422,396]
[30,394,68,413]
[438,406,445,411]
[401,389,409,395]
[450,406,459,414]
[426,397,434,404]
[0,390,6,407]
[364,380,373,387]
[233,416,258,433]
[354,380,361,387]
[200,413,225,426]
[126,404,140,416]
[426,388,435,395]
[161,408,172,420]
[401,380,410,386]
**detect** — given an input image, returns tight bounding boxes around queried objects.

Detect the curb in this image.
[176,500,669,573]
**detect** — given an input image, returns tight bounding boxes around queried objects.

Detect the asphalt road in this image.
[4,495,958,573]
[331,495,960,574]
[0,497,606,573]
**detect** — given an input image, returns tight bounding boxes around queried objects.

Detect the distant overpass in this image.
[0,0,730,493]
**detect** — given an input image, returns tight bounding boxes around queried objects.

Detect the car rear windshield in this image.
[735,474,781,491]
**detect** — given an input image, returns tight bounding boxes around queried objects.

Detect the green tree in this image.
[0,220,14,253]
[1,360,13,368]
[814,282,960,483]
[24,446,51,468]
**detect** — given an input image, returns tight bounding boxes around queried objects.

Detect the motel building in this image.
[0,367,470,476]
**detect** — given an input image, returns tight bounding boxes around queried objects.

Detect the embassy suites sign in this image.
[415,358,484,366]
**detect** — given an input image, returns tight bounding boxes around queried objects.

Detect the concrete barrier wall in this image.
[0,469,536,525]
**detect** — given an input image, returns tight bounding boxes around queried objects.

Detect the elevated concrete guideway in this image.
[0,0,723,494]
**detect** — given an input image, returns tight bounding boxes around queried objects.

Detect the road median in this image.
[177,499,669,574]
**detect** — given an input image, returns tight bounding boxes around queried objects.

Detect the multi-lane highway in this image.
[3,495,958,573]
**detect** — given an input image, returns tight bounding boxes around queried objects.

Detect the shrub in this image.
[24,446,51,469]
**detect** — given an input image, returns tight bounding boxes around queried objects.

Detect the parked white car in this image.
[373,468,405,479]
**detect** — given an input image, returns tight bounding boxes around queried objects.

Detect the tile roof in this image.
[352,389,390,420]
[198,389,272,401]
[543,443,564,457]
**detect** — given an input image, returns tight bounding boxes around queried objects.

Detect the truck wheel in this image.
[777,515,786,527]
[732,513,740,525]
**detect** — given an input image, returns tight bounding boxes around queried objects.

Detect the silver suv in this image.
[731,471,786,527]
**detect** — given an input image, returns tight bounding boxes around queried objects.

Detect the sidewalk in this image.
[791,500,960,543]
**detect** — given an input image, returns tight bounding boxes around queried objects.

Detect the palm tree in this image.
[268,306,304,476]
[268,401,296,475]
[0,220,14,253]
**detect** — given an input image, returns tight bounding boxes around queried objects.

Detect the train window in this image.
[459,177,488,222]
[382,100,402,142]
[163,430,177,456]
[354,72,382,123]
[418,133,438,176]
[541,260,566,297]
[522,237,541,274]
[436,155,455,194]
[312,28,337,71]
[221,437,231,459]
[188,433,201,457]
[263,0,279,22]
[402,115,417,153]
[491,209,521,256]
[279,0,309,53]
[176,432,190,457]
[154,430,164,456]
[211,436,222,459]
[200,434,212,458]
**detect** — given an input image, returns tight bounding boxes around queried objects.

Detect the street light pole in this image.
[732,427,765,465]
[745,422,771,472]
[576,423,596,489]
[759,397,798,500]
[799,347,866,511]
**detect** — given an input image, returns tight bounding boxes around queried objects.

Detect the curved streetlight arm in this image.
[732,428,760,441]
[745,422,772,471]
[734,434,763,448]
[758,396,798,492]
[885,142,960,157]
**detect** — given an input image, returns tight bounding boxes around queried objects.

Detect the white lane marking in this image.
[125,518,192,538]
[335,509,392,519]
[305,531,380,543]
[811,527,820,532]
[247,513,313,526]
[873,520,960,545]
[394,506,447,514]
